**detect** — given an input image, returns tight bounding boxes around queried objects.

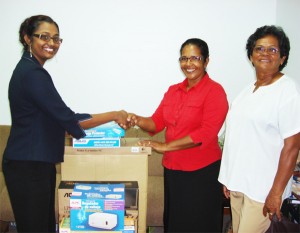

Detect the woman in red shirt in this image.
[127,38,228,232]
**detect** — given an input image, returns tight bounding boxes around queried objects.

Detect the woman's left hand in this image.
[138,140,166,153]
[263,192,282,220]
[223,185,230,199]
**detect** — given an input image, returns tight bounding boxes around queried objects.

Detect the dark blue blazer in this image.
[3,51,91,163]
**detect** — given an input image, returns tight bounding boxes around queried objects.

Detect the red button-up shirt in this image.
[151,73,228,171]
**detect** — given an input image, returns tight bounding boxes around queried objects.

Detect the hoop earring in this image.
[29,44,32,57]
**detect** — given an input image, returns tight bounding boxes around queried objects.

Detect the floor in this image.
[147,214,232,233]
[1,215,232,233]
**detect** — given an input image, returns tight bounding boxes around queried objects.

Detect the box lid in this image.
[65,138,151,155]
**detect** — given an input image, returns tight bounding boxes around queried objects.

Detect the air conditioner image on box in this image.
[88,212,117,229]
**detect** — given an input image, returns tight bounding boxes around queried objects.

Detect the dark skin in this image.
[80,111,128,130]
[24,22,128,131]
[125,44,206,153]
[125,111,200,153]
[250,36,286,93]
[262,132,300,220]
[223,133,300,221]
[223,35,300,221]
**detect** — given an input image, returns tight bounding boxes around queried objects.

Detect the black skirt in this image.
[163,160,223,233]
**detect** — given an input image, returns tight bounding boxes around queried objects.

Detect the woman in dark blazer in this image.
[2,15,127,233]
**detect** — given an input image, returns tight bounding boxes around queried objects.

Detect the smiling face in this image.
[250,35,286,74]
[24,22,61,66]
[180,44,209,88]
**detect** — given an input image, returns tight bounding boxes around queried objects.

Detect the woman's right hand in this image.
[126,114,156,133]
[223,185,230,199]
[127,113,139,128]
[115,110,128,128]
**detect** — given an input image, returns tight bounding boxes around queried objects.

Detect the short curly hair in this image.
[246,25,290,71]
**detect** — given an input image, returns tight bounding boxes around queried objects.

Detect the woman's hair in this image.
[19,15,60,51]
[180,38,209,61]
[246,25,290,71]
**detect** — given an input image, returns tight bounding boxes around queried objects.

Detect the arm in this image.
[138,135,201,153]
[127,113,156,133]
[24,68,128,137]
[128,89,167,134]
[79,110,128,130]
[263,132,300,220]
[127,113,199,153]
[129,82,228,153]
[127,113,200,152]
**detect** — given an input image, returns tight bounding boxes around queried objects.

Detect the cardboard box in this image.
[73,138,120,148]
[70,183,125,231]
[123,226,135,233]
[58,181,138,222]
[61,144,150,233]
[84,122,125,138]
[124,213,138,233]
[125,209,138,232]
[59,217,71,233]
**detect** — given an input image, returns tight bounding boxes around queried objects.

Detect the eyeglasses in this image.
[179,56,202,62]
[33,34,63,44]
[254,46,279,55]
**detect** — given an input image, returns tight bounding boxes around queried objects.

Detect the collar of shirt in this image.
[178,73,209,92]
[22,51,41,66]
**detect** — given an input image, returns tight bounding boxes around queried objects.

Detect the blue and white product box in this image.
[70,183,125,231]
[73,138,120,148]
[84,121,125,138]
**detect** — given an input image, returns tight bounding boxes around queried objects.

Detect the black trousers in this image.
[163,160,223,233]
[2,159,56,233]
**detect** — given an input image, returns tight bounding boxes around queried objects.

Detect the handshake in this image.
[114,110,140,130]
[113,110,165,151]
